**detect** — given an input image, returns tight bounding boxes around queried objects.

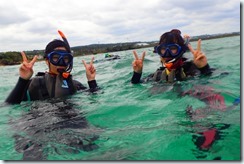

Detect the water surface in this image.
[0,36,240,160]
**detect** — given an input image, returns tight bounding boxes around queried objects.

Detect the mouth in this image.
[57,67,66,73]
[57,66,66,69]
[164,58,174,63]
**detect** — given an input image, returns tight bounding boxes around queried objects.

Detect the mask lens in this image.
[160,47,167,55]
[62,55,72,65]
[51,54,61,63]
[169,45,179,56]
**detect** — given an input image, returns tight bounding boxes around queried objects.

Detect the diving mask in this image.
[47,50,73,66]
[156,43,182,58]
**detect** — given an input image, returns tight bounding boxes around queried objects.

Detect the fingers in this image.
[188,40,203,59]
[195,54,206,61]
[141,51,146,61]
[132,61,136,67]
[197,39,201,51]
[133,50,145,61]
[90,56,94,65]
[20,52,37,69]
[82,57,96,71]
[21,52,28,62]
[30,55,38,66]
[89,65,96,73]
[187,44,195,55]
[133,51,139,60]
[20,63,29,71]
[82,60,87,68]
[184,34,190,39]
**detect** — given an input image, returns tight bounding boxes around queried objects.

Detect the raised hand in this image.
[183,34,190,45]
[19,52,38,80]
[132,50,146,73]
[82,57,96,81]
[188,39,207,68]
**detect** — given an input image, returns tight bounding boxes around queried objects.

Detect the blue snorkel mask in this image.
[47,50,73,67]
[156,43,182,58]
[155,43,186,65]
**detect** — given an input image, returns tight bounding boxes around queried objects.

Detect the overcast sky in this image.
[0,0,240,52]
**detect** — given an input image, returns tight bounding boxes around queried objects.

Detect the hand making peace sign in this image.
[132,50,146,73]
[82,57,96,81]
[19,52,38,80]
[188,39,208,68]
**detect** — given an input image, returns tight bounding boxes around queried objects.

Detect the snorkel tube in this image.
[58,30,71,53]
[57,30,73,78]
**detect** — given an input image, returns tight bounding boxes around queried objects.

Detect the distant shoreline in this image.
[0,32,240,66]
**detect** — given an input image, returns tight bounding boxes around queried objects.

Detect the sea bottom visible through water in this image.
[0,36,241,160]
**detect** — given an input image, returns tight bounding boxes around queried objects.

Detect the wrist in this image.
[19,76,31,82]
[88,80,98,89]
[20,76,32,80]
[87,77,95,81]
[134,69,143,74]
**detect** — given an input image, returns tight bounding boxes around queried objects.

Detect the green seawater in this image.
[0,36,240,160]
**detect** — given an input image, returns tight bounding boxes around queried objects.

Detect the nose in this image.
[58,57,67,66]
[163,49,171,57]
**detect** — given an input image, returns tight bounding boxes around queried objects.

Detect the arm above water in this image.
[81,57,99,92]
[5,77,30,104]
[87,80,99,92]
[5,52,38,104]
[131,71,142,84]
[73,79,99,93]
[131,51,146,84]
[198,63,212,75]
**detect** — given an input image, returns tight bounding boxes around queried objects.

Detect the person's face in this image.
[157,43,181,64]
[46,47,68,75]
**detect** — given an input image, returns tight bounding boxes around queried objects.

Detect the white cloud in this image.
[0,0,240,52]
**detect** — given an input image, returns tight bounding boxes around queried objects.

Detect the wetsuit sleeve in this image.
[131,72,142,84]
[73,79,99,92]
[73,80,87,90]
[198,64,212,75]
[5,77,30,104]
[88,80,99,92]
[183,61,213,76]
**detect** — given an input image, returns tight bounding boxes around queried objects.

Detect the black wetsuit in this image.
[5,73,100,160]
[11,99,100,160]
[5,72,99,104]
[131,58,213,84]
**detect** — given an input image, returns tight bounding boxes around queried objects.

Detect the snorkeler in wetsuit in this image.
[5,30,99,104]
[5,31,101,160]
[131,29,212,84]
[130,29,237,158]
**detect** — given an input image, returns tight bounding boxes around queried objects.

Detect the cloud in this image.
[0,0,240,52]
[0,5,30,26]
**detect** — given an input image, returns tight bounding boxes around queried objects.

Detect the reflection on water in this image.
[9,98,102,160]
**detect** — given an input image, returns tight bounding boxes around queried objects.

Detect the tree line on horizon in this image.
[0,32,240,66]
